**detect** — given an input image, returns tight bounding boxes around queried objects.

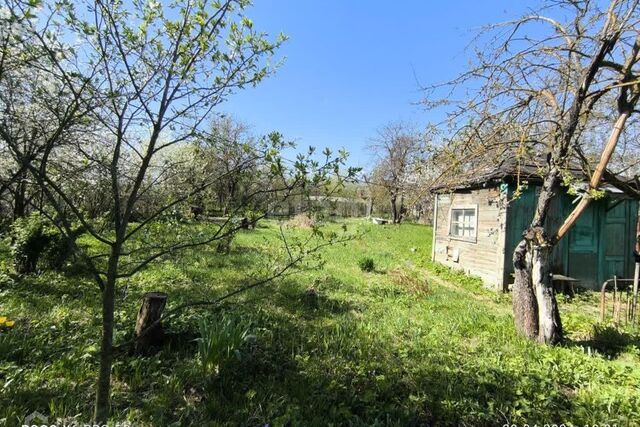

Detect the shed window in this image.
[450,207,477,239]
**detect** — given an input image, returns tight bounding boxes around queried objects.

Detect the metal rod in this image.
[633,262,639,323]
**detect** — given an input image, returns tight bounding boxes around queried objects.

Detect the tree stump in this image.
[134,292,168,352]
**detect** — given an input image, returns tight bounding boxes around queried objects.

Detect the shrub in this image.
[216,229,236,254]
[215,217,248,254]
[10,214,84,274]
[196,316,251,375]
[244,209,263,229]
[358,256,375,272]
[10,214,50,274]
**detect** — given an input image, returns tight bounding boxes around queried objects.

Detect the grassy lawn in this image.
[1,219,639,426]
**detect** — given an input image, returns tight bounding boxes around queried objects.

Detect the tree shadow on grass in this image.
[121,292,580,427]
[1,272,92,300]
[273,281,363,319]
[564,325,640,359]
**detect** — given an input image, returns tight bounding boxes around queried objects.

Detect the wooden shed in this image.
[431,163,639,291]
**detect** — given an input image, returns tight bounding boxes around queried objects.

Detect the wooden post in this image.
[134,292,168,352]
[614,276,621,324]
[632,216,640,323]
[632,257,639,323]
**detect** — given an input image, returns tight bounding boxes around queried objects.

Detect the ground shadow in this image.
[565,325,640,358]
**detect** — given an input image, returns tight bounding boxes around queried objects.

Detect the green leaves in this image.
[196,315,251,375]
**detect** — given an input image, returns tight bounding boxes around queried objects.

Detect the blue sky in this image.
[222,1,537,167]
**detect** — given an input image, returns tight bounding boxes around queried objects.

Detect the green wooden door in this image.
[567,203,599,288]
[599,199,634,284]
[504,185,537,281]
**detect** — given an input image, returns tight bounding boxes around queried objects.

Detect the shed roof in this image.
[431,158,640,197]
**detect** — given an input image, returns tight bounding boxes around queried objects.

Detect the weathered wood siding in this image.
[432,187,508,289]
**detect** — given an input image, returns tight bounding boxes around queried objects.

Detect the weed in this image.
[196,315,251,375]
[389,267,430,295]
[358,256,375,272]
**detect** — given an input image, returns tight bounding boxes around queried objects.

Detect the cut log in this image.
[134,292,168,352]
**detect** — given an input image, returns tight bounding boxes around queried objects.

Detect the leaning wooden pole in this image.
[555,111,630,242]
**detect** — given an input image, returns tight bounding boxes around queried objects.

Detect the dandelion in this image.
[5,320,15,328]
[0,316,6,325]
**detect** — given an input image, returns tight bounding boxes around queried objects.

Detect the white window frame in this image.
[449,205,478,242]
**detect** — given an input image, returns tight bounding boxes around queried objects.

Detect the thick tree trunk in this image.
[134,292,168,352]
[512,240,538,339]
[390,194,398,224]
[531,244,563,344]
[512,223,563,344]
[94,256,118,424]
[511,163,561,346]
[13,173,27,220]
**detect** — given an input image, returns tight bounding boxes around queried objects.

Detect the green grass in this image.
[0,219,639,426]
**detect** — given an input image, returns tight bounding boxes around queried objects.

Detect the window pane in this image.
[450,208,476,238]
[451,223,461,236]
[463,209,475,225]
[466,225,476,237]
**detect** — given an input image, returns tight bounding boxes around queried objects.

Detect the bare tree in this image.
[426,0,640,343]
[368,121,427,224]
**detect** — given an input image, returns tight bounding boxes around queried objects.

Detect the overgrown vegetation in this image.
[9,214,81,275]
[196,315,252,376]
[357,256,375,272]
[1,220,638,426]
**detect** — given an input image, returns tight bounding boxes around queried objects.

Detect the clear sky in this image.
[222,1,537,168]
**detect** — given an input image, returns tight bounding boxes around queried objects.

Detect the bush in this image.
[10,214,50,274]
[244,209,263,229]
[216,225,237,255]
[358,256,375,272]
[10,214,83,274]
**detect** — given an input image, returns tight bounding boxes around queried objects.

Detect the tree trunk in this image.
[390,193,399,224]
[512,223,563,344]
[398,193,405,224]
[511,163,565,344]
[531,244,563,344]
[94,285,115,423]
[134,292,168,352]
[512,240,539,339]
[13,172,27,220]
[94,255,118,423]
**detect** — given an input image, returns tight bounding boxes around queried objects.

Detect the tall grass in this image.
[0,219,638,426]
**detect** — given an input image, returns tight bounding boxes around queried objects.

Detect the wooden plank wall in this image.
[433,187,508,289]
